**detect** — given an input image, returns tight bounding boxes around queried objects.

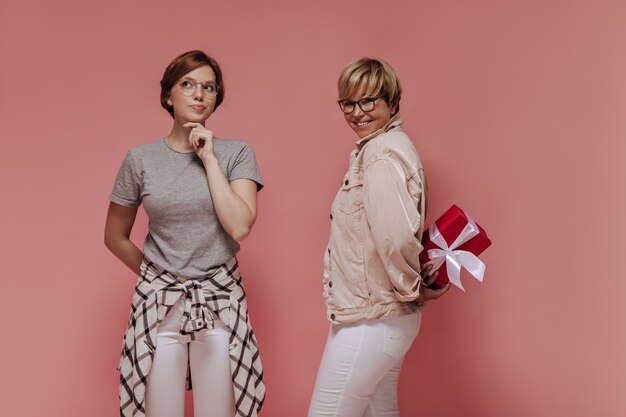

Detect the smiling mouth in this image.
[354,120,372,127]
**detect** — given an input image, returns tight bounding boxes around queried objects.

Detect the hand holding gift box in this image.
[419,205,492,291]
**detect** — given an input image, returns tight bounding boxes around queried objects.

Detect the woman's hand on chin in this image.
[184,122,216,162]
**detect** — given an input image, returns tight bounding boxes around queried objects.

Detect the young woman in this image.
[105,51,265,417]
[308,58,450,417]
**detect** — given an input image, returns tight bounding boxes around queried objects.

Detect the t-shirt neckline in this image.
[163,137,196,155]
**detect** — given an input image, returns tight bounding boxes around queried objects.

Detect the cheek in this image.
[374,112,391,126]
[170,87,190,103]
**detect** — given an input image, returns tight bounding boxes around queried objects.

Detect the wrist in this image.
[201,153,218,165]
[416,292,427,303]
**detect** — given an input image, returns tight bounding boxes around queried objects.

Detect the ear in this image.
[166,98,173,106]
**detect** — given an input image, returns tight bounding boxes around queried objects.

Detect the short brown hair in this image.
[338,58,402,115]
[160,50,225,118]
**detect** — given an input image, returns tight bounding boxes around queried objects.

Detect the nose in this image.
[192,84,204,100]
[350,105,364,117]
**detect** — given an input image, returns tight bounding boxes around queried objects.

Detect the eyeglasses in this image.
[178,77,220,97]
[338,97,382,114]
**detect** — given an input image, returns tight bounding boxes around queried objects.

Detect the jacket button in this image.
[355,151,359,156]
[344,180,349,186]
[328,281,333,288]
[330,313,336,320]
[330,213,333,220]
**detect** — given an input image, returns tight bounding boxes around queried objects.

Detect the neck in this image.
[167,119,203,152]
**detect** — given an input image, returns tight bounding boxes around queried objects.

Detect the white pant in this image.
[145,299,235,417]
[308,313,421,417]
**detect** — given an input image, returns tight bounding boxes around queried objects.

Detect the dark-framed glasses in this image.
[178,77,220,96]
[338,97,382,114]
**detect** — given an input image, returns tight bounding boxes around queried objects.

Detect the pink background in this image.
[1,1,625,416]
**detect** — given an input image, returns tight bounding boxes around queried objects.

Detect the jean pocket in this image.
[382,315,420,360]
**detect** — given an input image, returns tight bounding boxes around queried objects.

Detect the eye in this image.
[180,80,193,88]
[203,83,217,93]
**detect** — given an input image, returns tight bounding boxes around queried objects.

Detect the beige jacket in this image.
[327,115,427,324]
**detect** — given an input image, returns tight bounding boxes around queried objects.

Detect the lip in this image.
[190,105,207,112]
[353,120,373,127]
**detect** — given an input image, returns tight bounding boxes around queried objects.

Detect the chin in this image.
[353,127,375,138]
[184,114,210,124]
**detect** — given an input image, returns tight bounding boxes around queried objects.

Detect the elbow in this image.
[230,226,252,242]
[104,233,117,253]
[104,229,126,253]
[392,276,422,302]
[228,215,256,242]
[394,287,420,302]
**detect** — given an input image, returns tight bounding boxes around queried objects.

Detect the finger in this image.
[190,128,212,143]
[423,274,434,286]
[438,282,451,295]
[200,130,214,141]
[193,132,202,147]
[190,130,204,147]
[190,133,202,150]
[426,271,439,285]
[422,270,437,286]
[188,128,197,143]
[183,122,202,129]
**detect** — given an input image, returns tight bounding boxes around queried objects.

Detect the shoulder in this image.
[214,137,250,150]
[377,127,417,155]
[365,127,422,170]
[127,138,166,159]
[213,138,256,158]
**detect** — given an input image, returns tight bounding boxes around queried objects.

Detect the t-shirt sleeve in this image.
[109,150,142,207]
[229,143,264,191]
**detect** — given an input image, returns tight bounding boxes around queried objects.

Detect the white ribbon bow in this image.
[425,213,486,291]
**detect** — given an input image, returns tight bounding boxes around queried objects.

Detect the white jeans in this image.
[308,313,421,417]
[145,299,235,417]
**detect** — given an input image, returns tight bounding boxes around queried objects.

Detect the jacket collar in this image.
[355,114,404,149]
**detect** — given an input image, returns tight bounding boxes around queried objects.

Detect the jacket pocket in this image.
[337,177,363,215]
[336,175,365,259]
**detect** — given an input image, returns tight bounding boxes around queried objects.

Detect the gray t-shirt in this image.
[110,137,263,278]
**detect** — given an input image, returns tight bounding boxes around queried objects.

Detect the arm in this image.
[104,202,143,275]
[363,158,424,302]
[185,123,258,241]
[202,159,258,241]
[416,264,451,303]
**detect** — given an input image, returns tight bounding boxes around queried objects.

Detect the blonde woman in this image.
[308,58,450,417]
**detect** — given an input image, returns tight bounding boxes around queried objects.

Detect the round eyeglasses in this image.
[338,97,382,114]
[178,77,220,97]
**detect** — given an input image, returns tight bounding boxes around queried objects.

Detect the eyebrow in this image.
[181,77,217,84]
[340,97,375,103]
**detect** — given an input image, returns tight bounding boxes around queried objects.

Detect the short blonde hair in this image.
[338,58,402,115]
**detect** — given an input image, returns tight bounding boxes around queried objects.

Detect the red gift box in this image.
[419,204,492,290]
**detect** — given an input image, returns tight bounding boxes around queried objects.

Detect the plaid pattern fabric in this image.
[118,258,265,417]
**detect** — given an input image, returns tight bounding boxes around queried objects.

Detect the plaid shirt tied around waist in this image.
[118,258,265,417]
